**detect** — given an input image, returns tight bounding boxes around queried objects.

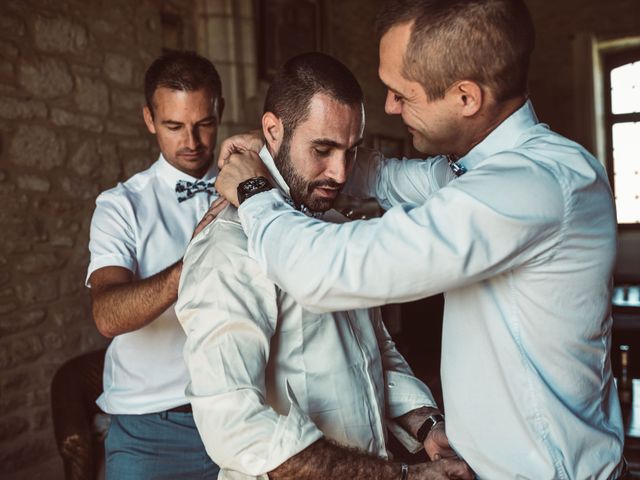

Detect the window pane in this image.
[612,122,640,223]
[611,61,640,114]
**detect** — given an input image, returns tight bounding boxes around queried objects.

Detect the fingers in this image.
[192,198,229,238]
[216,130,265,169]
[437,458,474,480]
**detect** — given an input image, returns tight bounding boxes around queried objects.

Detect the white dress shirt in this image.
[87,154,218,414]
[176,147,436,479]
[236,101,625,479]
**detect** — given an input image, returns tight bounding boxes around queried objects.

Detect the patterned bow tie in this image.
[175,179,217,203]
[447,155,467,177]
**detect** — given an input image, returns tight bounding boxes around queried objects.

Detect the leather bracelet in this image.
[400,463,409,480]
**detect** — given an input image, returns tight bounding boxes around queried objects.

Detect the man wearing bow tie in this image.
[86,50,224,479]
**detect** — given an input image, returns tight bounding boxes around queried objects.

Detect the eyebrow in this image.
[311,137,364,150]
[161,115,218,126]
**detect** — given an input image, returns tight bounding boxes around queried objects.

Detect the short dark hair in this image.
[375,0,535,101]
[144,50,222,115]
[264,52,363,136]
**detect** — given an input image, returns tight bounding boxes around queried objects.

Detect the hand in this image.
[409,457,474,480]
[216,129,264,169]
[192,197,229,238]
[424,422,458,461]
[215,150,271,207]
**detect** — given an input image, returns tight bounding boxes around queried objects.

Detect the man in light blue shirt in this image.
[214,0,625,478]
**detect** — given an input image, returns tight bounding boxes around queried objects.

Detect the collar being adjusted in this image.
[258,145,324,218]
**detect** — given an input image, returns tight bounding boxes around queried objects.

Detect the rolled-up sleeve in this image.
[176,220,323,476]
[86,191,137,286]
[343,149,453,209]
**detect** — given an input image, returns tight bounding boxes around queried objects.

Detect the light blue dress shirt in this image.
[237,101,625,479]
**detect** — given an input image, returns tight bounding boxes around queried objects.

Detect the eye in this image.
[393,94,403,103]
[314,148,331,157]
[167,125,181,132]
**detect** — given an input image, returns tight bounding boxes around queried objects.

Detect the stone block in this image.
[111,88,144,113]
[0,371,31,396]
[34,15,88,54]
[0,301,18,315]
[51,107,104,133]
[103,52,134,85]
[0,271,9,286]
[69,139,101,177]
[0,39,19,58]
[18,57,73,99]
[0,57,14,78]
[0,14,26,39]
[106,118,142,136]
[49,233,75,248]
[74,75,110,115]
[0,96,48,120]
[16,174,51,192]
[15,253,60,274]
[0,416,28,443]
[124,153,152,179]
[9,125,66,170]
[0,334,44,369]
[59,175,99,200]
[15,275,60,304]
[0,437,55,474]
[50,304,86,328]
[0,309,47,335]
[118,138,150,150]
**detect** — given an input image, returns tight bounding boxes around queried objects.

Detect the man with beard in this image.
[213,0,625,478]
[176,52,473,480]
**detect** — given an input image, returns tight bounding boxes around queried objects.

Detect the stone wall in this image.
[0,0,637,478]
[0,0,171,478]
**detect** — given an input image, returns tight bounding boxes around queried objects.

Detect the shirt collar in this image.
[259,145,291,198]
[456,99,539,173]
[155,153,218,188]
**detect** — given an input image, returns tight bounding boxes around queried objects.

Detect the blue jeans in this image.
[105,412,219,480]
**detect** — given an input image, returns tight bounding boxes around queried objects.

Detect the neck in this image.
[455,95,527,157]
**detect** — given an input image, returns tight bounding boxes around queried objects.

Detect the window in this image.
[603,47,640,225]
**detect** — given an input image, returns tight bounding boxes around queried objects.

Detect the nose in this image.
[384,90,401,115]
[325,153,348,185]
[185,127,201,150]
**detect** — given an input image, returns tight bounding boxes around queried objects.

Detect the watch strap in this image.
[416,413,445,443]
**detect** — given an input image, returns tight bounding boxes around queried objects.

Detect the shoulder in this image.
[95,160,160,210]
[183,205,249,270]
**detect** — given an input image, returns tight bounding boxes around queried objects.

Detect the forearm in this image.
[396,406,441,439]
[269,439,401,480]
[91,261,182,337]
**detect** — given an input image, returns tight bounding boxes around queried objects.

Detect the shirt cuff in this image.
[385,371,438,453]
[85,254,136,287]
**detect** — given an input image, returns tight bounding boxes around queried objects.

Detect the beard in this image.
[274,134,343,213]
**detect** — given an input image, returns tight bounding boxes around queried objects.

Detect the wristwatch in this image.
[237,176,273,205]
[416,413,445,443]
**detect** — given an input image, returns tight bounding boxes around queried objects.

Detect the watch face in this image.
[238,176,272,204]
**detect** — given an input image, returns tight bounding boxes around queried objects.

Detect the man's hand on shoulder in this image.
[192,197,229,239]
[215,150,271,207]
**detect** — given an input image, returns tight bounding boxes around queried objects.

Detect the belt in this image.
[167,404,192,413]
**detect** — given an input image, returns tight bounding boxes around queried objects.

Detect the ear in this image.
[216,96,225,122]
[451,80,483,117]
[262,112,284,152]
[143,105,157,134]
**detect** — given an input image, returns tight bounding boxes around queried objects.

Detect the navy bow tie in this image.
[447,155,467,177]
[175,179,217,203]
